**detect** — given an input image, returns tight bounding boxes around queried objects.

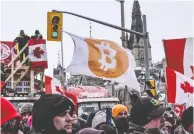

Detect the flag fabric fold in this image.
[44,75,63,94]
[64,32,140,91]
[28,39,48,69]
[163,37,194,78]
[166,67,193,105]
[44,75,78,109]
[0,81,5,91]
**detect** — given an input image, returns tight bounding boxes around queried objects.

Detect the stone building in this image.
[127,0,152,67]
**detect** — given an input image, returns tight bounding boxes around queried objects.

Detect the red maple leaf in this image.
[180,81,194,94]
[33,47,44,59]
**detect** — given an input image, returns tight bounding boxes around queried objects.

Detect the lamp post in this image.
[116,0,128,106]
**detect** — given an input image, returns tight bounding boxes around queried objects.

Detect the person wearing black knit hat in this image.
[32,94,75,134]
[181,106,193,133]
[128,96,167,134]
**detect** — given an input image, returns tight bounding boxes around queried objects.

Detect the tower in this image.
[127,0,152,67]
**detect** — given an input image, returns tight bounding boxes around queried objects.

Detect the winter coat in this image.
[128,122,162,134]
[128,122,145,134]
[14,35,30,48]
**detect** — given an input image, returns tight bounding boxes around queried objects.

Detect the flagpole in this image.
[61,29,66,89]
[61,29,64,70]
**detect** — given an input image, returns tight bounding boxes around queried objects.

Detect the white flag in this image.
[65,32,140,91]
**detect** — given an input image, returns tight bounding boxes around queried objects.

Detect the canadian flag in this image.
[44,75,78,109]
[173,104,186,117]
[28,39,48,69]
[163,37,194,79]
[45,75,63,94]
[166,67,193,105]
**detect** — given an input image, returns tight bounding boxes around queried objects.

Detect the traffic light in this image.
[47,12,63,41]
[145,79,157,98]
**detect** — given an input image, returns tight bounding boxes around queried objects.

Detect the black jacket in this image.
[14,35,30,47]
[128,122,162,134]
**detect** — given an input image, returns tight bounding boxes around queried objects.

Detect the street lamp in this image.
[116,0,128,106]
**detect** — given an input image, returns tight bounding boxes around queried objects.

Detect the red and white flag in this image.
[44,75,63,94]
[44,75,78,109]
[166,67,193,105]
[0,81,5,91]
[163,37,194,79]
[0,41,16,64]
[173,104,186,117]
[28,39,48,69]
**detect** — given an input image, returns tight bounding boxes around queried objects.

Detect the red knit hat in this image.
[1,97,21,126]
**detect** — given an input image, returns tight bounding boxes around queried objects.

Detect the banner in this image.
[6,81,30,93]
[0,41,16,64]
[65,32,140,91]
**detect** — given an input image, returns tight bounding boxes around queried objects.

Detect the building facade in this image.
[127,0,152,67]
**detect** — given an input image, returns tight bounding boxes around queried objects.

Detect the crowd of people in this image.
[1,93,193,134]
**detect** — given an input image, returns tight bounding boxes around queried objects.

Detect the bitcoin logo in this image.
[85,38,129,78]
[95,42,116,71]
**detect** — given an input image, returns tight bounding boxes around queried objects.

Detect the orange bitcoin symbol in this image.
[85,38,129,78]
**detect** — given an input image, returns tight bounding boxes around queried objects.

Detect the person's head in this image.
[112,104,128,119]
[1,97,21,134]
[20,103,33,123]
[32,94,75,134]
[98,123,117,134]
[72,111,78,125]
[35,30,40,36]
[129,97,166,128]
[91,111,115,129]
[20,30,25,36]
[91,110,118,133]
[182,106,193,133]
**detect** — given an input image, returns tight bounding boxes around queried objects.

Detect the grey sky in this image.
[1,0,193,76]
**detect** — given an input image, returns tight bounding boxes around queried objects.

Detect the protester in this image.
[31,30,43,39]
[112,104,129,134]
[20,103,33,124]
[14,30,30,65]
[91,110,117,134]
[181,106,193,133]
[72,111,81,133]
[1,97,23,134]
[129,90,140,107]
[19,103,33,134]
[32,94,75,134]
[129,96,167,134]
[80,112,89,128]
[27,115,33,129]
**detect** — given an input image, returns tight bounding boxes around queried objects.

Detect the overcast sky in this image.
[1,0,193,76]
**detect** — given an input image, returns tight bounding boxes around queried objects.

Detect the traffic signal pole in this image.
[52,9,150,90]
[52,10,144,37]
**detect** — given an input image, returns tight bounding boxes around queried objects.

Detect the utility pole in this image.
[142,15,150,81]
[116,0,128,106]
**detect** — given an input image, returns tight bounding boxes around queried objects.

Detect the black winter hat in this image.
[32,94,75,133]
[129,97,166,126]
[181,106,193,131]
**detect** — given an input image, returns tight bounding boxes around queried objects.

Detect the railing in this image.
[7,43,28,67]
[5,43,29,89]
